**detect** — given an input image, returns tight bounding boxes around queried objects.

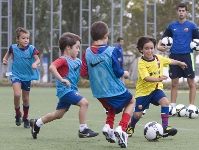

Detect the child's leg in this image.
[119,98,135,131]
[77,98,99,138]
[22,90,30,119]
[158,97,169,128]
[12,82,22,115]
[77,98,89,130]
[106,107,116,129]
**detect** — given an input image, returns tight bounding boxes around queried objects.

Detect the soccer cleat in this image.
[114,126,128,148]
[23,118,30,128]
[79,128,99,138]
[163,126,177,137]
[126,124,134,137]
[30,119,40,139]
[15,113,22,126]
[102,124,116,143]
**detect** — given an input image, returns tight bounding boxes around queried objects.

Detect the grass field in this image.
[1,86,199,150]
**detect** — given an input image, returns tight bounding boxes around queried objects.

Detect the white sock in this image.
[79,124,88,132]
[36,118,44,127]
[170,103,176,107]
[189,104,194,107]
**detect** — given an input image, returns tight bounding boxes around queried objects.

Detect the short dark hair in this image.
[90,21,108,41]
[177,3,187,11]
[117,37,123,42]
[58,32,81,53]
[136,36,156,53]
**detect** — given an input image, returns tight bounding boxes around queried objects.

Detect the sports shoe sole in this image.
[102,131,116,143]
[114,132,127,148]
[30,119,37,139]
[163,129,177,137]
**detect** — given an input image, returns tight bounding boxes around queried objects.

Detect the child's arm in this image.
[2,51,11,65]
[49,64,71,87]
[144,75,168,82]
[80,50,89,79]
[170,59,187,69]
[32,55,40,69]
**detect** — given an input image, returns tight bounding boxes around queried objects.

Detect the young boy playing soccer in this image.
[126,36,187,138]
[30,32,99,139]
[80,21,135,148]
[3,27,40,128]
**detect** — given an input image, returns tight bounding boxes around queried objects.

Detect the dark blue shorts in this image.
[134,89,166,112]
[169,53,195,79]
[98,90,133,114]
[11,78,31,91]
[57,91,83,110]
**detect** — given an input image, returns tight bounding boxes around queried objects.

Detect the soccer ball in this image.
[190,39,199,51]
[169,105,176,116]
[176,104,187,117]
[161,37,173,49]
[186,105,199,118]
[144,121,163,141]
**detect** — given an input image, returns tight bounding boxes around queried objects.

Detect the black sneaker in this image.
[23,118,30,128]
[126,124,134,137]
[30,119,40,139]
[163,126,177,137]
[79,128,99,138]
[15,113,22,126]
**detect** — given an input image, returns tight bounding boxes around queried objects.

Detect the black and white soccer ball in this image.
[169,105,176,116]
[190,39,199,51]
[176,104,187,117]
[144,121,163,141]
[161,37,173,49]
[186,105,199,118]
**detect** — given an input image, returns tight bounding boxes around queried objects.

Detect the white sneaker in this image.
[114,126,128,148]
[102,124,116,143]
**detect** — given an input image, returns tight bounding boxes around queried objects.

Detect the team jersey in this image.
[135,55,170,98]
[163,20,198,54]
[9,44,39,81]
[54,56,81,99]
[85,46,126,98]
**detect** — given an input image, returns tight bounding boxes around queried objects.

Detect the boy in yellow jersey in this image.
[126,36,187,138]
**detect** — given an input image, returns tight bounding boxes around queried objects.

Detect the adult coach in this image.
[115,37,124,82]
[157,3,199,108]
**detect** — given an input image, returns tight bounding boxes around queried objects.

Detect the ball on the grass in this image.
[169,105,176,116]
[176,104,187,117]
[144,121,163,141]
[186,105,199,118]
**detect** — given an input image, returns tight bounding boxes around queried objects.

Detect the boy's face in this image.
[140,41,154,60]
[17,33,30,48]
[177,7,187,20]
[69,41,80,58]
[118,40,124,46]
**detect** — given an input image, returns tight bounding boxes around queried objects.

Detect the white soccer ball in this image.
[190,39,199,51]
[161,37,173,49]
[169,105,176,116]
[186,105,199,118]
[176,104,187,117]
[144,121,163,141]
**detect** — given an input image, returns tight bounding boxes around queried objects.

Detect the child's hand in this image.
[32,63,38,70]
[3,58,8,65]
[60,79,71,87]
[179,62,187,70]
[158,75,168,81]
[123,71,129,78]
